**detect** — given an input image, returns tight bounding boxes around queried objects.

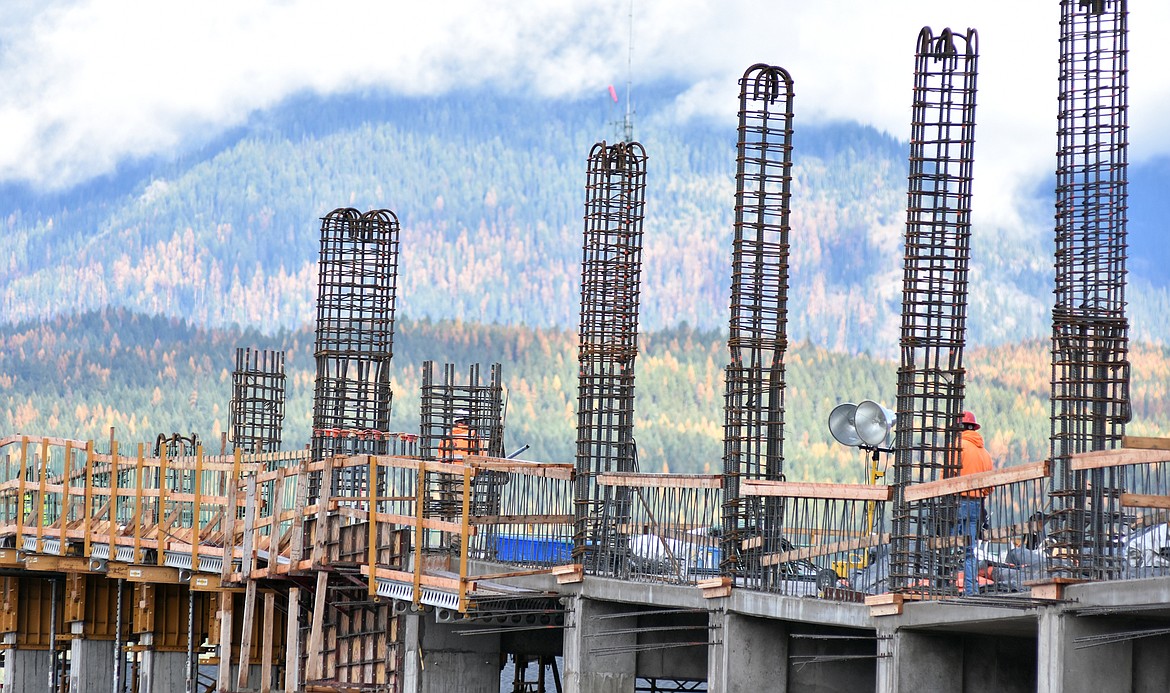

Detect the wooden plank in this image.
[217,591,234,693]
[470,514,574,526]
[358,565,474,593]
[742,479,893,501]
[903,461,1050,502]
[240,476,257,578]
[597,473,721,489]
[285,586,301,692]
[305,571,328,681]
[334,505,472,536]
[237,580,257,690]
[1121,493,1170,510]
[760,533,890,567]
[464,455,575,480]
[260,590,275,693]
[1122,435,1170,451]
[1070,448,1170,472]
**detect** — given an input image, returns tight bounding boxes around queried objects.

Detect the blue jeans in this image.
[957,498,982,595]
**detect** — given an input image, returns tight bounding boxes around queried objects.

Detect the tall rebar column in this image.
[310,208,400,500]
[1049,0,1130,580]
[573,141,647,568]
[721,64,794,576]
[229,347,286,455]
[890,28,979,596]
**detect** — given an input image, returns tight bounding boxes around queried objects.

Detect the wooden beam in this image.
[742,479,893,501]
[1122,435,1170,451]
[305,571,328,682]
[1121,493,1170,510]
[217,591,234,693]
[260,589,275,693]
[760,533,889,567]
[904,461,1049,502]
[597,473,722,489]
[1070,448,1170,472]
[285,586,301,693]
[237,580,257,690]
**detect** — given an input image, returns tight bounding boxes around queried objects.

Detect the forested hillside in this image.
[5,310,1170,481]
[5,88,1168,354]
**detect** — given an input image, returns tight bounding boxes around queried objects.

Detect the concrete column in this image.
[401,610,501,693]
[6,647,52,692]
[1038,607,1133,693]
[885,629,963,692]
[707,612,787,693]
[562,597,636,693]
[138,634,189,693]
[68,625,115,693]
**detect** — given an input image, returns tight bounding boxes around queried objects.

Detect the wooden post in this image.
[61,440,73,541]
[15,436,28,550]
[305,570,328,682]
[290,459,309,568]
[133,443,145,563]
[36,437,47,552]
[217,591,234,693]
[260,590,275,693]
[193,444,204,572]
[236,580,257,690]
[240,477,257,578]
[311,455,333,567]
[82,441,94,560]
[367,456,378,596]
[413,461,425,605]
[223,448,242,583]
[108,440,118,559]
[284,586,301,692]
[158,445,170,565]
[268,471,285,578]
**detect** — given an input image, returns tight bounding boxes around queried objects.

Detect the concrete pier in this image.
[68,634,116,693]
[402,611,502,693]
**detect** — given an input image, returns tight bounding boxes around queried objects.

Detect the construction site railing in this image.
[589,473,723,585]
[1066,437,1170,582]
[739,480,891,597]
[904,461,1051,598]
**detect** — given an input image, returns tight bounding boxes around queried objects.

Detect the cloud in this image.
[0,0,1167,220]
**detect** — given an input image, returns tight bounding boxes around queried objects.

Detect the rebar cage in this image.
[310,208,400,499]
[721,64,795,576]
[890,28,979,596]
[420,362,505,552]
[229,347,286,456]
[574,141,648,568]
[1049,0,1131,580]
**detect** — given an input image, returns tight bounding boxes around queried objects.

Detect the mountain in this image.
[3,86,1169,355]
[5,310,1170,478]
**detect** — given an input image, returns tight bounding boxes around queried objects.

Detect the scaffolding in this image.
[229,347,286,456]
[310,207,400,499]
[889,27,979,596]
[721,64,794,575]
[1049,0,1131,580]
[574,140,648,568]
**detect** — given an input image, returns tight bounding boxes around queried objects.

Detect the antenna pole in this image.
[624,0,634,142]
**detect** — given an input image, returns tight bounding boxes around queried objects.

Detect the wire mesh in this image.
[230,347,286,457]
[589,474,722,584]
[311,208,400,500]
[575,140,647,568]
[721,64,794,577]
[1049,0,1131,580]
[890,27,979,597]
[740,480,888,596]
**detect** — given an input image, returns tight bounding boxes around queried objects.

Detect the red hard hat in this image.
[961,411,980,429]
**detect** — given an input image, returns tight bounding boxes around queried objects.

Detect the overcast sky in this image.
[2,0,1167,230]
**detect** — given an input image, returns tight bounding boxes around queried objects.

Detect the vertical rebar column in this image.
[573,141,647,568]
[230,347,286,456]
[310,208,400,500]
[1049,0,1130,580]
[420,362,505,551]
[890,28,979,596]
[721,64,794,576]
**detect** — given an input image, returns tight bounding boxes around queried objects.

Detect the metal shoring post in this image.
[113,578,124,693]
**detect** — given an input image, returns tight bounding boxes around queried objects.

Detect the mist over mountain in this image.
[3,85,1168,354]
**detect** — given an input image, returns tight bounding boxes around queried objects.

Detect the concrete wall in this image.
[6,648,53,692]
[138,650,188,693]
[709,613,788,693]
[888,630,1034,693]
[402,611,502,693]
[69,638,115,693]
[563,597,636,693]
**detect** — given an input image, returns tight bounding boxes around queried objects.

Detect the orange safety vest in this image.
[439,423,479,462]
[959,429,993,497]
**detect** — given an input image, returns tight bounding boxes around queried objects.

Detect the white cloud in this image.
[0,0,1167,219]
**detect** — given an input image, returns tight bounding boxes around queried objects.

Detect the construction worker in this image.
[957,410,993,595]
[439,412,480,463]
